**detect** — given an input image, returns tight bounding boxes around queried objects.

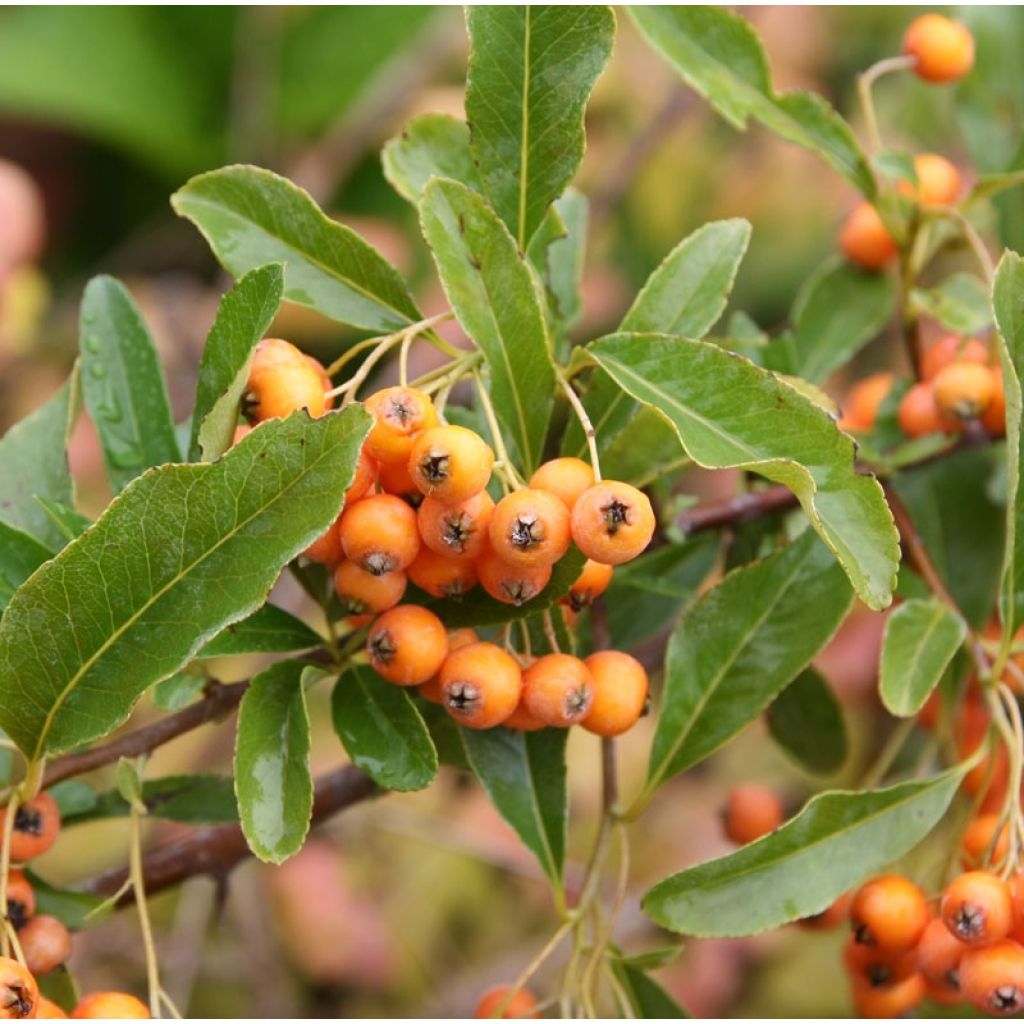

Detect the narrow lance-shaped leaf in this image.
[461,726,567,888]
[465,5,615,247]
[79,276,181,493]
[880,598,967,717]
[0,407,370,759]
[588,333,899,609]
[629,6,875,198]
[643,765,968,937]
[331,665,437,792]
[172,165,421,332]
[647,532,854,794]
[766,668,848,776]
[420,177,556,473]
[235,660,313,863]
[382,113,481,204]
[611,962,691,1018]
[0,369,77,550]
[189,263,285,462]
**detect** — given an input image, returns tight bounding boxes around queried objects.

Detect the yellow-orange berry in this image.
[70,993,150,1019]
[502,701,547,732]
[722,784,783,845]
[338,493,420,576]
[377,458,420,502]
[851,875,930,954]
[334,560,406,614]
[473,985,540,1019]
[921,335,989,381]
[851,972,925,1018]
[799,892,851,931]
[911,153,962,205]
[419,629,479,704]
[346,448,377,504]
[303,518,343,566]
[581,651,648,737]
[528,458,595,511]
[367,605,448,686]
[941,871,1014,946]
[19,915,71,977]
[0,957,38,1019]
[407,547,477,599]
[960,940,1024,1016]
[5,872,34,930]
[570,481,655,565]
[477,548,551,606]
[844,935,919,989]
[409,425,494,504]
[418,491,494,561]
[982,369,1007,438]
[841,373,894,431]
[439,643,522,729]
[839,203,897,271]
[245,338,330,422]
[934,361,996,420]
[564,559,614,612]
[364,387,438,465]
[918,916,966,994]
[961,812,1009,870]
[898,381,956,438]
[37,998,67,1019]
[903,14,975,84]
[522,653,594,727]
[489,489,571,568]
[2,793,60,863]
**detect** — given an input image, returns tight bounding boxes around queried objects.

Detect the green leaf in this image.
[643,766,968,938]
[611,961,690,1018]
[528,190,588,351]
[197,603,323,659]
[34,498,90,545]
[647,532,853,793]
[0,522,52,611]
[235,660,313,863]
[189,264,284,462]
[465,5,615,247]
[331,666,436,792]
[872,149,917,186]
[0,371,77,550]
[79,276,180,493]
[65,774,238,825]
[420,177,556,473]
[115,757,143,806]
[461,726,567,887]
[766,669,847,776]
[48,779,98,819]
[151,672,206,712]
[967,171,1024,206]
[910,273,993,336]
[23,869,108,930]
[880,599,967,717]
[382,113,481,204]
[172,165,421,332]
[0,407,370,759]
[630,6,875,199]
[587,333,899,610]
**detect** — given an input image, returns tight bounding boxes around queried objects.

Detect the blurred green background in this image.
[0,6,1021,1017]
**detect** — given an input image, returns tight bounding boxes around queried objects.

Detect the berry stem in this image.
[491,919,574,1018]
[0,788,20,959]
[472,370,526,488]
[558,372,602,482]
[856,55,916,154]
[924,205,995,284]
[323,312,456,380]
[129,795,164,1018]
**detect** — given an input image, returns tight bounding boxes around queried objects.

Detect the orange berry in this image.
[581,651,648,737]
[37,998,67,1019]
[911,153,962,205]
[346,448,377,505]
[898,381,957,437]
[798,892,852,931]
[419,629,479,704]
[363,387,438,465]
[245,338,330,422]
[377,458,420,502]
[570,481,655,566]
[407,547,478,599]
[338,493,420,576]
[921,335,990,381]
[0,957,38,1019]
[1010,874,1024,925]
[439,643,522,730]
[903,14,975,84]
[70,993,150,1019]
[409,425,494,504]
[851,972,926,1018]
[562,559,614,613]
[942,871,1014,946]
[934,361,995,420]
[962,814,1010,869]
[528,458,595,512]
[334,560,406,614]
[839,203,897,270]
[960,939,1024,1015]
[2,793,60,863]
[502,701,547,732]
[722,784,783,845]
[6,871,34,930]
[418,491,495,561]
[231,423,252,446]
[918,916,966,994]
[844,935,919,988]
[982,368,1007,438]
[522,654,594,727]
[851,875,930,953]
[18,915,70,977]
[842,373,894,430]
[489,489,571,568]
[474,985,540,1019]
[303,517,343,566]
[477,548,551,606]
[367,605,448,686]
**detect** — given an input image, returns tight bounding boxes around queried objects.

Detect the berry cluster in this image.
[0,794,150,1018]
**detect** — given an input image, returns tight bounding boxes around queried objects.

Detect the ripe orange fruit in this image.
[407,547,478,599]
[522,654,594,727]
[910,153,962,205]
[844,935,919,988]
[473,985,540,1019]
[418,491,495,561]
[897,381,956,438]
[528,457,595,511]
[851,972,925,1018]
[70,993,151,1019]
[338,493,420,576]
[920,335,989,381]
[570,481,655,566]
[959,939,1024,1016]
[933,361,995,419]
[903,14,975,84]
[476,548,551,606]
[333,560,407,614]
[961,814,1010,868]
[5,871,35,929]
[303,517,343,566]
[19,914,71,977]
[918,916,966,994]
[419,629,479,705]
[850,875,930,953]
[982,369,1007,438]
[502,701,547,732]
[363,387,438,465]
[0,957,38,1019]
[245,338,330,422]
[564,559,614,612]
[377,458,420,502]
[841,372,894,430]
[367,605,448,686]
[581,651,648,737]
[941,871,1014,946]
[798,892,851,930]
[489,489,571,568]
[722,784,783,845]
[36,998,67,1019]
[408,425,494,504]
[839,203,897,270]
[3,793,60,863]
[439,643,523,729]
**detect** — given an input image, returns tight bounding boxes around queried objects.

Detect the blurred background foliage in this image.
[0,5,1021,1017]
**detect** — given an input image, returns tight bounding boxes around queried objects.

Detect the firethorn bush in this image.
[2,4,1024,1019]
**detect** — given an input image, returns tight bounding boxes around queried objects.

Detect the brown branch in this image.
[677,484,797,535]
[80,765,379,905]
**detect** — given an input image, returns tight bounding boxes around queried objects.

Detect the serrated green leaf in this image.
[420,177,556,473]
[331,665,437,792]
[0,521,52,611]
[382,113,481,203]
[151,672,207,712]
[190,264,284,462]
[611,961,691,1018]
[910,273,993,335]
[0,371,77,550]
[197,602,323,659]
[235,659,313,863]
[79,276,180,493]
[172,164,421,332]
[587,333,899,610]
[461,726,567,887]
[0,407,370,759]
[465,5,615,247]
[766,668,848,776]
[630,6,875,199]
[880,599,967,717]
[34,498,91,545]
[643,766,968,937]
[647,532,853,794]
[65,774,238,825]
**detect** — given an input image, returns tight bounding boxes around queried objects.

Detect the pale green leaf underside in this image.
[382,113,481,203]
